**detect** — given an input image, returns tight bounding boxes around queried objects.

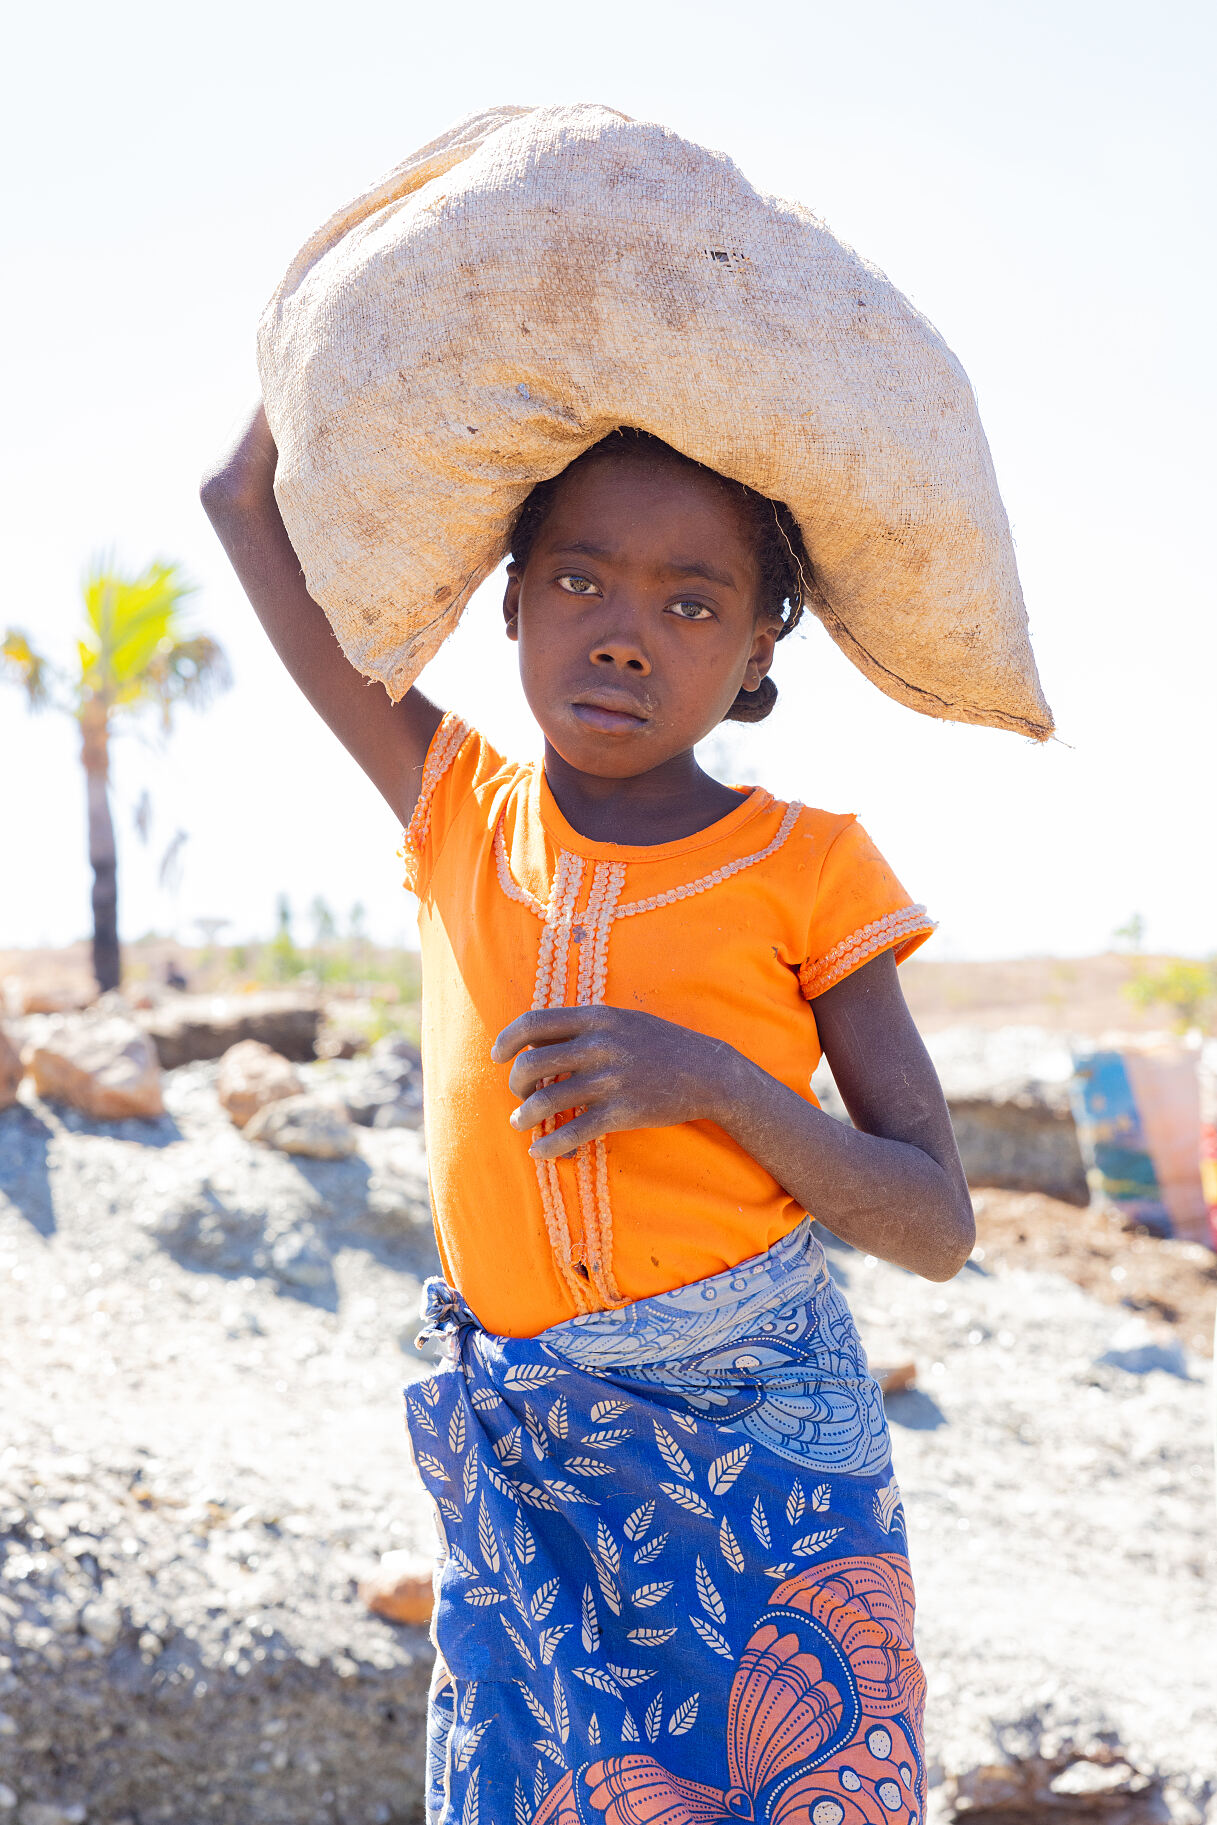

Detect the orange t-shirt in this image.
[401,713,934,1338]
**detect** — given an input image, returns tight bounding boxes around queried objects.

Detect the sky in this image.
[1,0,1213,960]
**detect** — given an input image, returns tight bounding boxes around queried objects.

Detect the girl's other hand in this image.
[491,1006,740,1159]
[200,403,444,827]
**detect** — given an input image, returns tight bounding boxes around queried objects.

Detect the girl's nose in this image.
[590,631,652,675]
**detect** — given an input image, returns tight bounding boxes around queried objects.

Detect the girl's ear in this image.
[741,617,781,692]
[503,564,521,642]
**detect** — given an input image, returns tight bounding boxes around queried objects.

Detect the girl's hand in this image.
[494,953,976,1282]
[491,1007,740,1160]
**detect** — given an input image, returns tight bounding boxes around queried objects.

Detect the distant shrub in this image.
[1125,957,1217,1033]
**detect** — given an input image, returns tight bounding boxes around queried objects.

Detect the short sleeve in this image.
[398,713,507,896]
[798,817,935,1000]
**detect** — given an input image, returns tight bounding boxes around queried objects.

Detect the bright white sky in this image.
[1,0,1213,959]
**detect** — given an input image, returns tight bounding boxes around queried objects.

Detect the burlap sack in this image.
[258,104,1052,738]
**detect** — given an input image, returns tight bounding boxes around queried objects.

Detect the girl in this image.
[203,413,973,1825]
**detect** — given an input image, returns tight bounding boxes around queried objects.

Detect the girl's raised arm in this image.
[200,404,444,827]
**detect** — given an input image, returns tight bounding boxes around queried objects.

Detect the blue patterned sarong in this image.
[405,1219,926,1825]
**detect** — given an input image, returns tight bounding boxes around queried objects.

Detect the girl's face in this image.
[504,455,780,780]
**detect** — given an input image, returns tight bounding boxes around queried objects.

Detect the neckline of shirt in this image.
[533,765,774,863]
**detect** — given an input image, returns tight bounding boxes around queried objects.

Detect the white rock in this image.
[1050,1760,1138,1797]
[1096,1317,1192,1380]
[0,1784,15,1813]
[79,1600,121,1648]
[269,1229,331,1287]
[244,1094,356,1159]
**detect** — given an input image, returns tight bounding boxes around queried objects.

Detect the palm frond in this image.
[1,628,56,709]
[78,557,229,728]
[80,558,198,698]
[141,635,233,730]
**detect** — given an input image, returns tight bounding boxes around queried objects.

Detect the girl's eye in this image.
[556,573,600,596]
[669,601,714,621]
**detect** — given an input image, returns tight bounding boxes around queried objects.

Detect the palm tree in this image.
[2,559,230,992]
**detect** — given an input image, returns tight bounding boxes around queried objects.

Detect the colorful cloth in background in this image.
[1070,1051,1169,1232]
[405,1220,926,1825]
[1198,1043,1217,1249]
[1071,1047,1210,1243]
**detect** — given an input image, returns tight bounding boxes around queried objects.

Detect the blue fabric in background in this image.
[1071,1050,1173,1235]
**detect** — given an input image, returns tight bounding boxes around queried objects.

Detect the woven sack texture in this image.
[258,103,1052,738]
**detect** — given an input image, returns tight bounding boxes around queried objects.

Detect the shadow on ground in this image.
[883,1386,948,1430]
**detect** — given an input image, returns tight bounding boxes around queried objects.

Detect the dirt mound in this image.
[971,1188,1216,1356]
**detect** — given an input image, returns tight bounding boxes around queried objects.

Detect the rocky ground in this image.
[1,1061,1213,1825]
[0,1061,442,1825]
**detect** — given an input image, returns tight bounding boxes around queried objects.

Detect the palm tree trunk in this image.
[81,701,120,993]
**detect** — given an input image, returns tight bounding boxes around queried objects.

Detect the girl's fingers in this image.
[528,1107,612,1160]
[492,1005,602,1064]
[507,1039,593,1099]
[511,1074,598,1132]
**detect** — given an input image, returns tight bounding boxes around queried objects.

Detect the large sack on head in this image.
[258,104,1052,739]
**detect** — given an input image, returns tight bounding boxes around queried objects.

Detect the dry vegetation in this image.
[900,951,1200,1035]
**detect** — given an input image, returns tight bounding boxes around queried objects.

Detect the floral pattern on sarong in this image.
[405,1221,924,1825]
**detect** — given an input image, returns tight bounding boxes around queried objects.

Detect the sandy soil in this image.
[971,1189,1217,1357]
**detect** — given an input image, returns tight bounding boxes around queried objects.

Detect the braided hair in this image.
[508,429,809,723]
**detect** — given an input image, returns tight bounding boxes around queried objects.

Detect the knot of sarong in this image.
[415,1277,479,1351]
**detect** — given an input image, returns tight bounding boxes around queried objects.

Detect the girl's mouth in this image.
[570,695,650,733]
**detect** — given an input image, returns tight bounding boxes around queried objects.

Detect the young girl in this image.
[203,414,973,1825]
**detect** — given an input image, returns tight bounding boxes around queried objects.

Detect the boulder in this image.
[141,992,320,1069]
[359,1549,436,1625]
[924,1027,1089,1203]
[26,1015,163,1120]
[2,975,95,1017]
[244,1094,356,1159]
[0,1023,21,1111]
[216,1039,303,1129]
[813,1025,1090,1204]
[343,1034,424,1130]
[946,1090,1088,1206]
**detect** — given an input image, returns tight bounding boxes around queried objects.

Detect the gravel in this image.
[0,1062,441,1825]
[1,1061,1213,1824]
